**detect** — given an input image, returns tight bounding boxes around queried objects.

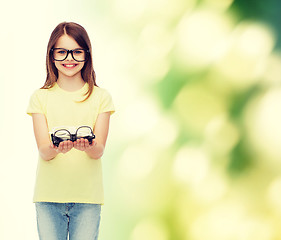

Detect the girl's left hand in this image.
[73,138,97,151]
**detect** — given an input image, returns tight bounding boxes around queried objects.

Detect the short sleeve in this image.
[26,90,45,116]
[99,89,115,115]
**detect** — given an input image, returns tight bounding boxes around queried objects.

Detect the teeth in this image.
[64,64,76,67]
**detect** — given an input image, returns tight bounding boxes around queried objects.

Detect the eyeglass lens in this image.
[53,48,87,62]
[76,127,92,138]
[54,129,71,140]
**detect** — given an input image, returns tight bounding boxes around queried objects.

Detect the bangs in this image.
[64,24,90,50]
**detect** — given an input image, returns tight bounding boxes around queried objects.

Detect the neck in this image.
[57,74,85,92]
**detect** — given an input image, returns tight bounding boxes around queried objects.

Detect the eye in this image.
[54,49,67,55]
[58,50,67,55]
[74,50,83,55]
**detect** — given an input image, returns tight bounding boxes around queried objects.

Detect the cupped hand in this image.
[73,138,97,151]
[51,140,74,154]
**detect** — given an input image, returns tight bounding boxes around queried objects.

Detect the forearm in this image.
[39,144,58,161]
[85,143,105,160]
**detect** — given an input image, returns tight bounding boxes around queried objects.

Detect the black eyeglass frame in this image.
[51,126,95,147]
[50,48,90,62]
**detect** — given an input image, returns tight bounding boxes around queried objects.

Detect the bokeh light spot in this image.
[203,0,234,11]
[191,201,245,239]
[145,115,179,148]
[118,143,159,180]
[204,114,240,155]
[173,145,210,185]
[137,21,173,81]
[130,218,169,240]
[213,22,275,89]
[121,95,161,138]
[263,53,281,86]
[174,83,226,135]
[245,88,281,166]
[176,8,232,70]
[267,177,281,214]
[192,170,227,204]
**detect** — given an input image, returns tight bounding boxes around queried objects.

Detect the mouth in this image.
[62,64,78,69]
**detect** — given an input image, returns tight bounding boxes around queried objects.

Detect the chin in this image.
[59,68,84,77]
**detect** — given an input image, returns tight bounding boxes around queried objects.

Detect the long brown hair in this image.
[41,22,97,101]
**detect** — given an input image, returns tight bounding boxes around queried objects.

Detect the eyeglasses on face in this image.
[51,48,89,62]
[51,126,95,147]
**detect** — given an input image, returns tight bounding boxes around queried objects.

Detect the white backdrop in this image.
[0,1,122,239]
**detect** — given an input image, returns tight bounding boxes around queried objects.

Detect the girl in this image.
[27,22,115,240]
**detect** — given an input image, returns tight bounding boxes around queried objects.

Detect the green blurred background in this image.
[1,0,281,239]
[101,0,281,239]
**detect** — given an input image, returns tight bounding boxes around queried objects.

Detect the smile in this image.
[62,64,78,68]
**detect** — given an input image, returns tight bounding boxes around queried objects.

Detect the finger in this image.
[62,141,67,151]
[51,143,59,152]
[84,139,89,148]
[61,141,70,153]
[65,141,69,150]
[62,141,70,152]
[67,140,73,149]
[90,140,97,147]
[60,142,67,152]
[58,142,63,151]
[76,139,80,148]
[79,138,85,150]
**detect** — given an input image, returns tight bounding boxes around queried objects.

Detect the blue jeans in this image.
[35,202,101,240]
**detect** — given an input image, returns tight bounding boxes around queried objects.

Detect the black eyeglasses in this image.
[51,48,89,62]
[51,126,95,147]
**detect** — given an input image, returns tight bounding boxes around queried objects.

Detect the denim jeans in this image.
[35,202,101,240]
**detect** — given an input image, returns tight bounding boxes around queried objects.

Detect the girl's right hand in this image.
[51,140,74,154]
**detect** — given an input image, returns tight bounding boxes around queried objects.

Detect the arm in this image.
[74,112,111,159]
[32,113,73,161]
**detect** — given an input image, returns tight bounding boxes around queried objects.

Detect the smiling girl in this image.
[27,22,115,240]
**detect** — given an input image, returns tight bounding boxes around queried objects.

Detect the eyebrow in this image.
[53,47,85,50]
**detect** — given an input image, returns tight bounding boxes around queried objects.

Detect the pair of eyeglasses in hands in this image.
[51,126,95,147]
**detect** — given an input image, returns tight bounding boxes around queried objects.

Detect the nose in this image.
[65,50,74,61]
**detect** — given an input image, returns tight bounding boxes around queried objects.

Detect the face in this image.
[53,34,85,79]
